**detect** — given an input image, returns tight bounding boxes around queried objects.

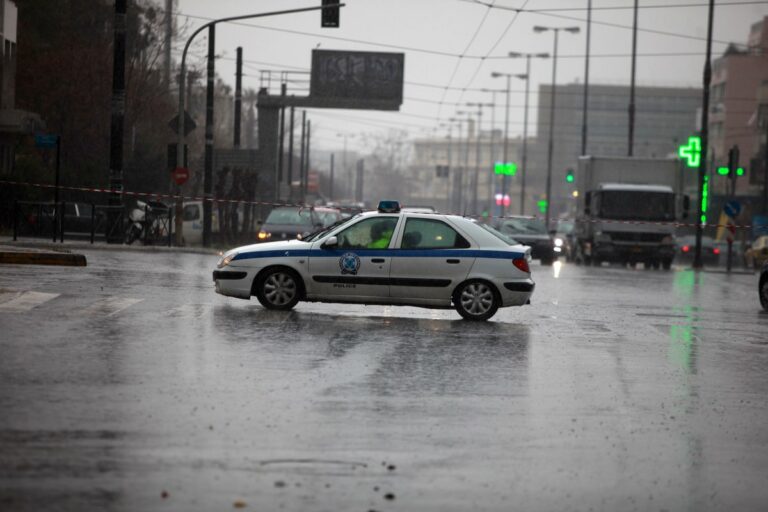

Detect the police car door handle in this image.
[447,259,460,264]
[371,258,385,263]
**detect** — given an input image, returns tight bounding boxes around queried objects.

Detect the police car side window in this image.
[401,218,470,249]
[336,217,398,249]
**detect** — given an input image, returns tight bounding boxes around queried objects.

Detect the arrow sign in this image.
[168,111,197,136]
[724,199,741,218]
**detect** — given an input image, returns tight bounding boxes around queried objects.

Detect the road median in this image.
[0,246,87,266]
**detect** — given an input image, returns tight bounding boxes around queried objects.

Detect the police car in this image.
[213,201,535,321]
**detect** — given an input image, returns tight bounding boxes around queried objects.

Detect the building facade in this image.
[710,16,768,207]
[535,82,701,218]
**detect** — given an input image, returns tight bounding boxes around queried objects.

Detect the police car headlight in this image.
[258,231,271,240]
[217,251,238,269]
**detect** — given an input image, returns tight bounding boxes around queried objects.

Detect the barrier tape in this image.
[0,178,755,230]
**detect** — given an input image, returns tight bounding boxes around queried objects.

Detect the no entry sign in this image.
[172,167,189,186]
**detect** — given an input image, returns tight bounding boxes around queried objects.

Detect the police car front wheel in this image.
[453,280,500,321]
[254,267,301,311]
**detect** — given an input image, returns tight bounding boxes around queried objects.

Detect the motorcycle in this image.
[124,200,169,245]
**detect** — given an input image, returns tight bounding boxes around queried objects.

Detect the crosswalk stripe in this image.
[84,297,142,316]
[0,291,60,312]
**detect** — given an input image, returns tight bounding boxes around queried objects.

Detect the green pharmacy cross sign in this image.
[494,162,517,176]
[678,136,702,168]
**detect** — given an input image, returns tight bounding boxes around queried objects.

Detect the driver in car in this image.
[367,220,396,249]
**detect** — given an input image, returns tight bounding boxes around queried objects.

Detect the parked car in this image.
[214,200,534,321]
[676,235,720,266]
[257,206,342,243]
[494,216,557,265]
[760,261,768,311]
[745,236,768,270]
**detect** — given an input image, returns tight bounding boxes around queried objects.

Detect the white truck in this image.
[574,156,690,269]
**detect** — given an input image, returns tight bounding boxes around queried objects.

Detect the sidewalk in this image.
[0,236,222,256]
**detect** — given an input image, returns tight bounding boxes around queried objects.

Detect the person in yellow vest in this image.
[368,220,395,249]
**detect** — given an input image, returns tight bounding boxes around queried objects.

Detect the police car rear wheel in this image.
[255,268,300,310]
[454,280,499,321]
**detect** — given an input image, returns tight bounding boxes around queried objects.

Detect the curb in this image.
[0,250,87,267]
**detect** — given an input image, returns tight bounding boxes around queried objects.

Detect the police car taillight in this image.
[513,258,530,273]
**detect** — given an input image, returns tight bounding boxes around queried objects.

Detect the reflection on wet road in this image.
[1,250,767,511]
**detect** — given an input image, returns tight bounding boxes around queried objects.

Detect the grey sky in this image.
[175,0,768,153]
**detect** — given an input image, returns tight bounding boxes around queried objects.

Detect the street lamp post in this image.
[534,25,580,230]
[490,73,512,217]
[482,89,499,215]
[505,52,549,215]
[175,4,345,247]
[467,102,493,216]
[449,116,463,212]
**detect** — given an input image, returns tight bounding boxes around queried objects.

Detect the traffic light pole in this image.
[175,4,345,246]
[693,0,715,269]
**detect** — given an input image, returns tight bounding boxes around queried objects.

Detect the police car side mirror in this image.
[322,236,338,249]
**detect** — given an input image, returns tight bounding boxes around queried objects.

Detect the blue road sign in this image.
[724,200,741,218]
[34,134,58,149]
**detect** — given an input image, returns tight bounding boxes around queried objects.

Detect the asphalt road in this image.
[1,249,767,511]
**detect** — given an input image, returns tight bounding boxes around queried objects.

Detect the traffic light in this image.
[494,162,517,176]
[537,199,548,214]
[321,0,340,28]
[565,168,574,183]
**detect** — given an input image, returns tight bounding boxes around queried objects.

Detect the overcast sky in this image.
[174,0,768,153]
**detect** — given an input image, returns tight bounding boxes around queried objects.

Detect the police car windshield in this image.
[302,215,359,242]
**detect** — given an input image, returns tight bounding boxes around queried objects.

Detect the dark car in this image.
[554,219,575,262]
[676,235,720,266]
[495,216,556,265]
[257,206,342,243]
[761,261,768,311]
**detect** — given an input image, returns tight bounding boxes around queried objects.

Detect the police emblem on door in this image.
[339,253,361,275]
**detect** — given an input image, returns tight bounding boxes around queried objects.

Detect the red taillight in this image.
[682,245,690,253]
[513,258,530,273]
[713,247,720,255]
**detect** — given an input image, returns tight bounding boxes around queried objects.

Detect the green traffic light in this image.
[566,171,574,183]
[494,162,517,176]
[537,199,548,214]
[716,166,746,176]
[737,167,745,176]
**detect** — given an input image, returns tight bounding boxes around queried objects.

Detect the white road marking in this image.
[0,291,60,312]
[84,297,142,316]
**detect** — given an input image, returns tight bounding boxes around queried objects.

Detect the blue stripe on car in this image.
[232,249,525,261]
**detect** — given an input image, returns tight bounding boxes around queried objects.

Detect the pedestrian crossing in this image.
[0,290,60,312]
[82,296,143,317]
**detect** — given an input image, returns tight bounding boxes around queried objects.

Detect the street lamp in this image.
[455,110,474,213]
[448,116,464,212]
[482,88,503,215]
[502,52,549,215]
[466,101,493,216]
[533,25,580,230]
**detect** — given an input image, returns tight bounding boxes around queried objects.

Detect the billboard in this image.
[310,50,404,109]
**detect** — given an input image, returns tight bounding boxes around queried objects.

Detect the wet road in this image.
[1,249,768,511]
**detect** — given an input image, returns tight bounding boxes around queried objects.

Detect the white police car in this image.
[213,201,534,321]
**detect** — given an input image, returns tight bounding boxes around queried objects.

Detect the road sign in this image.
[172,167,190,186]
[34,134,58,149]
[168,111,197,136]
[724,200,741,218]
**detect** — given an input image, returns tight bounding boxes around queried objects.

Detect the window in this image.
[183,204,200,221]
[336,217,399,249]
[401,218,470,249]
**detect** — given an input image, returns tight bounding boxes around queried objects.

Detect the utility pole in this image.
[581,0,592,156]
[304,119,311,201]
[287,106,295,201]
[277,82,286,196]
[330,153,335,201]
[234,47,242,148]
[202,25,215,248]
[164,0,173,89]
[694,0,715,269]
[299,111,306,202]
[628,0,638,156]
[107,0,127,244]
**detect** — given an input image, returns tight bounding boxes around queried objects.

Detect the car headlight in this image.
[258,231,271,240]
[217,251,238,269]
[554,237,564,247]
